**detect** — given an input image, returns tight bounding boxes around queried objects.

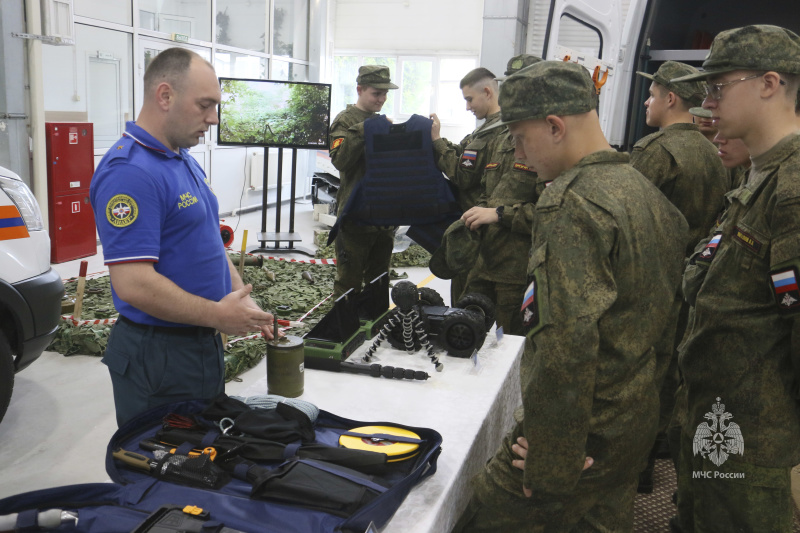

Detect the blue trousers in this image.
[102,317,225,427]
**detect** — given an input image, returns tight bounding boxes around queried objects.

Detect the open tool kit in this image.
[0,395,442,533]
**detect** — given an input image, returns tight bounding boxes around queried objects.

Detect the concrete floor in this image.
[0,200,451,499]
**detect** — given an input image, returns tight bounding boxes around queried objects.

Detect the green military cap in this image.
[504,54,543,76]
[429,220,480,280]
[489,60,597,128]
[689,106,712,118]
[637,61,705,106]
[356,65,399,89]
[671,25,800,83]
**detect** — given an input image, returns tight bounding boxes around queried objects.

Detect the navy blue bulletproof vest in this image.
[330,114,460,243]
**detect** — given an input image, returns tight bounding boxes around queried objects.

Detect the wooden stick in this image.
[239,229,248,280]
[73,260,89,319]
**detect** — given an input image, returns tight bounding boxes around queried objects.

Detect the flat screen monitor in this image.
[217,77,332,149]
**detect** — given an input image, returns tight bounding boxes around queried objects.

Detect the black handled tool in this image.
[112,447,229,489]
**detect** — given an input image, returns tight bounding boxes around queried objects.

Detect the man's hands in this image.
[461,206,498,230]
[511,436,594,498]
[430,113,441,141]
[215,284,276,336]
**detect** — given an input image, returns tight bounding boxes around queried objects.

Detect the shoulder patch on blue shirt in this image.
[105,137,135,162]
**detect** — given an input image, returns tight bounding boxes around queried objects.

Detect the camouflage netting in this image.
[48,255,336,381]
[313,230,431,268]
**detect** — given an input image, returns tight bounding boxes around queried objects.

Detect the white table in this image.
[241,333,525,532]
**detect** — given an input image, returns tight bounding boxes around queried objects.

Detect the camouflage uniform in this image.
[728,164,749,190]
[434,111,505,304]
[630,122,728,256]
[675,134,800,532]
[329,66,398,298]
[630,120,728,473]
[463,54,543,336]
[464,134,539,335]
[454,61,689,532]
[667,25,800,532]
[433,112,504,213]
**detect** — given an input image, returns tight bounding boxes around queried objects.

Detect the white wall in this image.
[212,146,310,217]
[333,0,484,53]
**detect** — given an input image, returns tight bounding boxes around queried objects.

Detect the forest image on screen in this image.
[218,78,331,148]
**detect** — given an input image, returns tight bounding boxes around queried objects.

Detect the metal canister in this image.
[266,335,304,398]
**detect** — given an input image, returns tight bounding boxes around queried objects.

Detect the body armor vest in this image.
[330,114,460,244]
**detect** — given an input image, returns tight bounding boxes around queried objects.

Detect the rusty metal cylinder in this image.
[266,334,304,398]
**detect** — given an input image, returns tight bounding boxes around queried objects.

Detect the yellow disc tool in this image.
[339,426,421,462]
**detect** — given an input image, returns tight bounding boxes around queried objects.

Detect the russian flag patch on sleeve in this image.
[521,279,539,330]
[461,150,478,168]
[770,267,800,312]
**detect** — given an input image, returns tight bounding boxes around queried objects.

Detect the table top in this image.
[241,332,525,532]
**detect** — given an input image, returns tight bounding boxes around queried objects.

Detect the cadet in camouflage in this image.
[714,131,751,190]
[689,106,718,145]
[667,25,800,533]
[452,61,688,532]
[630,60,728,494]
[460,55,543,335]
[430,67,506,304]
[328,65,398,297]
[632,61,728,256]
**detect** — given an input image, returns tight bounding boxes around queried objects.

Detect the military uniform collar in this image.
[347,104,377,119]
[475,112,502,136]
[537,150,628,209]
[662,122,700,133]
[123,121,184,159]
[750,132,800,173]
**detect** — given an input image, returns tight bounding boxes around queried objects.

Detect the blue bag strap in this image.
[200,430,219,447]
[341,431,423,445]
[283,442,301,459]
[297,459,388,494]
[16,509,38,531]
[175,442,195,456]
[234,462,251,480]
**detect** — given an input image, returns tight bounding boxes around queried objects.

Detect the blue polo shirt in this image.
[90,121,231,326]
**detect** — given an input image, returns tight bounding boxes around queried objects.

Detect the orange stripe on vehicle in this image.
[0,226,29,240]
[0,205,21,218]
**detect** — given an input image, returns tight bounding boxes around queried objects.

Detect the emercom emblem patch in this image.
[106,194,138,228]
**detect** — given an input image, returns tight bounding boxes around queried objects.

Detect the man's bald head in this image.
[143,47,213,97]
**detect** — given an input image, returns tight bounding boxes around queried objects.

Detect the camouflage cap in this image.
[356,65,399,89]
[689,106,713,119]
[489,61,598,129]
[429,220,480,280]
[504,54,543,76]
[671,25,800,83]
[636,61,705,106]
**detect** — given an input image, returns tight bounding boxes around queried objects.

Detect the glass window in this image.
[216,0,268,53]
[437,57,477,124]
[399,59,432,116]
[74,0,132,26]
[216,51,268,80]
[42,24,134,152]
[272,60,309,82]
[273,0,309,60]
[558,13,603,58]
[138,0,211,42]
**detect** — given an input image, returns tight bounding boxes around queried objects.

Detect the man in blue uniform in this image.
[90,48,276,427]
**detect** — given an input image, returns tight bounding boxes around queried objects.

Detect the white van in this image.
[0,165,64,423]
[533,0,798,149]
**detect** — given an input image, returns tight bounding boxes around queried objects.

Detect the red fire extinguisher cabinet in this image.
[45,122,97,264]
